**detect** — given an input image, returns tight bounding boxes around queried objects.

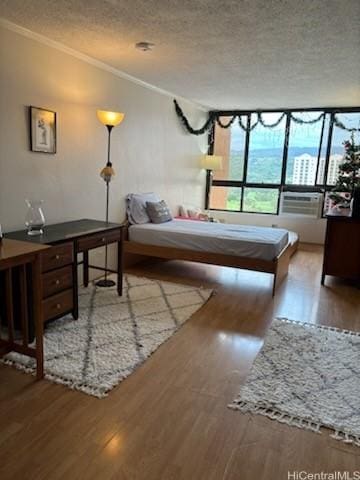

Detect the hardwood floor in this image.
[0,244,359,480]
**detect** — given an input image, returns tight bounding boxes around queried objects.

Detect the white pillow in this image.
[179,205,188,217]
[178,204,202,218]
[187,207,202,219]
[126,192,160,224]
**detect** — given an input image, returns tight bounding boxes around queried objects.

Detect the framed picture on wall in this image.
[30,106,56,153]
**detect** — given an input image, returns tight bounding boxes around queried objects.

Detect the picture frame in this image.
[30,106,56,154]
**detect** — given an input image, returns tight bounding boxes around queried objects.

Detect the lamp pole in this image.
[105,124,114,225]
[95,110,124,288]
[104,124,113,286]
[96,125,116,287]
[205,169,212,210]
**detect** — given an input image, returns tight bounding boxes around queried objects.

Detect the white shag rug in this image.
[229,318,360,447]
[2,274,212,398]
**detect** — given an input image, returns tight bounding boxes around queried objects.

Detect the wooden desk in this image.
[321,212,360,285]
[6,219,124,324]
[0,239,49,379]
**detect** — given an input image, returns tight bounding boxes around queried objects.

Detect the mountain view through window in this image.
[211,110,360,214]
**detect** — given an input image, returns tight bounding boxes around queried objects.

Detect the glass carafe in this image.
[25,200,45,235]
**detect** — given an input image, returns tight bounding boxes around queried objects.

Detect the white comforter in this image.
[129,219,289,261]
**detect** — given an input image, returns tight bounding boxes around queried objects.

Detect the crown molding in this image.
[0,17,208,111]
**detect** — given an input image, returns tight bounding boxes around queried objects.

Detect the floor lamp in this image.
[96,109,125,287]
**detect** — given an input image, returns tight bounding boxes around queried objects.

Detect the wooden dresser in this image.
[41,242,75,323]
[321,212,360,285]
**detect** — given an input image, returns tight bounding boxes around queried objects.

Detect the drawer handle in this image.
[55,255,60,260]
[56,303,61,309]
[102,237,106,242]
[55,280,60,285]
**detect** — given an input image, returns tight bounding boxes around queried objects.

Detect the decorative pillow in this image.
[146,200,173,224]
[126,192,160,224]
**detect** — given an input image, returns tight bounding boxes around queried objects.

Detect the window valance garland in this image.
[174,99,360,135]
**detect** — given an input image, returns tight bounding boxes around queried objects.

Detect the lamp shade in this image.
[97,110,125,127]
[201,155,223,171]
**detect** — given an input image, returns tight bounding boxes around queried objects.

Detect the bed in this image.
[124,218,298,296]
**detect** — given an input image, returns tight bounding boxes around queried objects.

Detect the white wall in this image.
[0,24,326,248]
[0,25,208,234]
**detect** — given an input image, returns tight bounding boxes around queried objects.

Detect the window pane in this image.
[326,113,360,186]
[213,116,246,181]
[286,111,324,185]
[243,188,279,214]
[316,114,331,184]
[209,186,241,211]
[246,113,286,184]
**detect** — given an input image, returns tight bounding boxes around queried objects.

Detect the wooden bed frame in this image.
[124,226,298,296]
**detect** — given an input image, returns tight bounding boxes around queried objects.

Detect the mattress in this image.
[128,219,289,261]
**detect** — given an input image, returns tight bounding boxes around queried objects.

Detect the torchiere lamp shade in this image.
[201,155,223,171]
[97,110,125,127]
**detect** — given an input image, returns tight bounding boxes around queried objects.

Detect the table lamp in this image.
[201,155,223,210]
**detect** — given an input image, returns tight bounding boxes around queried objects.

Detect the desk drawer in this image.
[42,243,73,272]
[42,265,73,298]
[43,289,73,322]
[77,229,121,252]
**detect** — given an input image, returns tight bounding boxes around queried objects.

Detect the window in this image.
[209,186,241,211]
[243,188,279,214]
[316,114,331,185]
[327,113,360,185]
[247,113,286,184]
[286,111,324,186]
[213,116,246,182]
[209,108,360,215]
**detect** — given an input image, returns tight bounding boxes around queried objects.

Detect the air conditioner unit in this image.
[279,192,323,218]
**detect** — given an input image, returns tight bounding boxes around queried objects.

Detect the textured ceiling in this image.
[0,0,359,110]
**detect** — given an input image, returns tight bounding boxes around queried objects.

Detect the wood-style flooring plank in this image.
[0,244,359,480]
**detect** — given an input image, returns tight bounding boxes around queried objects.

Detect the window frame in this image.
[208,107,360,215]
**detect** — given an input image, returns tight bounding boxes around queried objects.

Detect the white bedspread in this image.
[129,219,289,261]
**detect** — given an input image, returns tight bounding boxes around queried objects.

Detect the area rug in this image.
[2,274,212,398]
[229,318,360,447]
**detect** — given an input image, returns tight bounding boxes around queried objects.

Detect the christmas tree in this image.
[329,134,360,207]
